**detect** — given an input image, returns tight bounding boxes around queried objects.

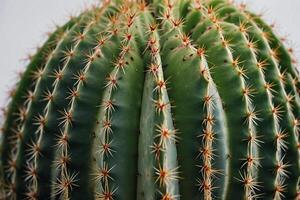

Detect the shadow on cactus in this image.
[0,0,299,199]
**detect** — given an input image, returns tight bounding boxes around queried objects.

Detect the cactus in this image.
[0,0,299,199]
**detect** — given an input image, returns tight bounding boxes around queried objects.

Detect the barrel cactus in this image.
[0,0,299,199]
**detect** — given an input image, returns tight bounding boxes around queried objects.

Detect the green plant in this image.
[1,0,299,199]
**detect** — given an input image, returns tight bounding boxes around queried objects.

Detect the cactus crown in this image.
[0,0,299,199]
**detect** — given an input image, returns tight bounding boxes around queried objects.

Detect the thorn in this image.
[108,14,118,25]
[256,60,268,70]
[203,95,213,108]
[7,85,16,99]
[274,178,287,200]
[197,47,206,57]
[154,164,180,187]
[239,21,249,33]
[196,178,216,195]
[275,130,288,150]
[198,146,215,160]
[150,46,159,56]
[120,44,131,54]
[31,67,44,81]
[97,187,117,200]
[102,100,115,113]
[275,156,290,177]
[114,58,126,73]
[42,89,54,102]
[264,82,277,94]
[155,125,177,145]
[7,158,17,173]
[95,36,108,48]
[199,128,215,143]
[240,156,261,169]
[171,18,184,28]
[147,37,157,49]
[33,114,46,134]
[235,171,260,192]
[53,172,78,197]
[93,162,115,183]
[24,162,38,182]
[62,48,75,61]
[73,71,86,85]
[243,133,264,147]
[111,28,119,36]
[236,66,248,79]
[73,31,85,42]
[160,192,177,200]
[242,85,255,99]
[221,37,231,48]
[14,106,27,122]
[11,127,23,141]
[98,140,115,157]
[54,154,70,169]
[147,63,159,76]
[200,64,209,80]
[105,74,118,89]
[181,34,191,47]
[162,10,171,21]
[149,23,158,33]
[203,113,215,126]
[67,88,79,100]
[102,119,112,134]
[84,50,97,64]
[27,141,41,159]
[24,90,35,105]
[25,189,38,200]
[51,68,63,86]
[55,130,69,149]
[207,6,214,15]
[155,80,166,91]
[278,71,286,83]
[232,57,242,67]
[124,32,132,42]
[271,105,283,120]
[245,109,260,126]
[154,100,168,113]
[270,48,280,61]
[293,118,300,127]
[261,31,271,42]
[247,39,258,53]
[58,109,73,127]
[139,2,147,11]
[150,142,164,160]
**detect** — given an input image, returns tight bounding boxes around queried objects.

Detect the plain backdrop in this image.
[0,0,299,107]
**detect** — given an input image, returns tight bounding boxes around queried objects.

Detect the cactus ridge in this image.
[0,0,299,199]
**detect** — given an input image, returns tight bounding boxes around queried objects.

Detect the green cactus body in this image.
[1,0,299,199]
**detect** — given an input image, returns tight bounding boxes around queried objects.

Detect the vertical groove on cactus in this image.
[91,6,127,199]
[247,13,300,199]
[13,10,97,199]
[34,4,126,199]
[93,4,146,199]
[49,4,115,199]
[0,17,78,199]
[137,5,180,199]
[188,6,254,200]
[159,2,227,199]
[1,0,299,199]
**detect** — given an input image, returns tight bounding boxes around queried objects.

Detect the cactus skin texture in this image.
[1,0,300,199]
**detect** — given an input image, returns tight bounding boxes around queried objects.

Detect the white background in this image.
[0,0,299,106]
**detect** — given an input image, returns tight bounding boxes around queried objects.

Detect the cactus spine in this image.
[0,0,299,199]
